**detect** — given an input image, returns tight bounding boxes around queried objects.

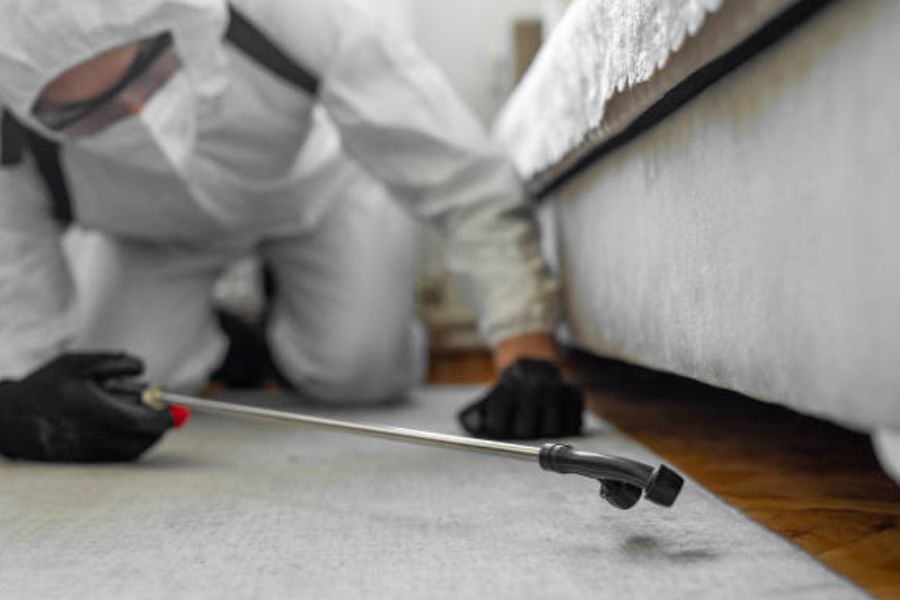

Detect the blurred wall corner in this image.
[540,0,575,38]
[376,0,416,33]
[514,20,543,84]
[407,0,543,124]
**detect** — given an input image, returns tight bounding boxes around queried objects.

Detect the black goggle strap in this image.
[33,32,174,132]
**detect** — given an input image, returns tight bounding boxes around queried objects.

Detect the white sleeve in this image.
[0,160,76,380]
[263,0,562,345]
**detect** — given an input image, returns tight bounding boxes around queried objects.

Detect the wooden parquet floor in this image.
[429,350,900,599]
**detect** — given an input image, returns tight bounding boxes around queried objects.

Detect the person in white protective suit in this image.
[0,0,584,463]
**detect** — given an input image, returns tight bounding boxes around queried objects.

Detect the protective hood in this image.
[0,0,229,130]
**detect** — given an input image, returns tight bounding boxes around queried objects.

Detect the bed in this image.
[494,0,900,479]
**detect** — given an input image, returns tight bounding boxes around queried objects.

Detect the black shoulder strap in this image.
[1,109,74,225]
[25,128,74,223]
[1,110,25,166]
[225,5,320,96]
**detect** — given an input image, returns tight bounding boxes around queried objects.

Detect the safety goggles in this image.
[32,32,182,136]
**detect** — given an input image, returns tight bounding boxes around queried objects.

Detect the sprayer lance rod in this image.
[137,386,685,509]
[145,387,541,462]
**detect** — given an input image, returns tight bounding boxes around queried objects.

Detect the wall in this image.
[408,0,543,124]
[376,0,416,34]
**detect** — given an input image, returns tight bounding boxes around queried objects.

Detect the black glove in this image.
[0,353,173,463]
[458,358,584,440]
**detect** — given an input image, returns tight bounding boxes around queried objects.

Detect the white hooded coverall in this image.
[0,0,561,400]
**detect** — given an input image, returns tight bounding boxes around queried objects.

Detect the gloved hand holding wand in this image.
[0,353,186,463]
[458,333,584,440]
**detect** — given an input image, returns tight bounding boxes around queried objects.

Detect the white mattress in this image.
[496,0,900,476]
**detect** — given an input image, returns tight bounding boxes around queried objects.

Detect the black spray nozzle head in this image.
[539,443,685,510]
[644,464,684,507]
[598,480,643,510]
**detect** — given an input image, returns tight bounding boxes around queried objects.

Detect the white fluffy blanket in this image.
[495,0,723,180]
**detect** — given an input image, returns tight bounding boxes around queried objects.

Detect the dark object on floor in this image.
[213,304,298,392]
[0,353,172,462]
[458,358,583,440]
[211,309,273,388]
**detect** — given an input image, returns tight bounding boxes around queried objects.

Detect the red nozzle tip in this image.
[168,405,191,428]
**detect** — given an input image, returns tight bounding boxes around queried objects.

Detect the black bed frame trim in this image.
[534,0,837,199]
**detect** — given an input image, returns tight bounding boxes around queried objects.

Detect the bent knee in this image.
[271,327,425,404]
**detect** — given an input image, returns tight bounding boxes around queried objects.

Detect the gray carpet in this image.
[0,386,866,599]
